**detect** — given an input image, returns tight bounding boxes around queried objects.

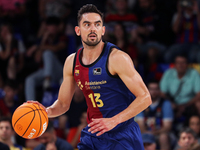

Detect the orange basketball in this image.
[12,102,48,139]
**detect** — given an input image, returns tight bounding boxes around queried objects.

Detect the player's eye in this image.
[96,23,100,26]
[85,23,89,27]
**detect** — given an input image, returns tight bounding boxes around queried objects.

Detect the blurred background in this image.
[0,0,200,150]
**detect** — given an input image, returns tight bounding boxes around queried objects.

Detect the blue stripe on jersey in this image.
[184,22,190,42]
[87,42,136,129]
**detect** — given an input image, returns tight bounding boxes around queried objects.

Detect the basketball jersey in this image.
[73,42,136,131]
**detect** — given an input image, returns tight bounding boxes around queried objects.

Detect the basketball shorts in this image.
[77,121,144,150]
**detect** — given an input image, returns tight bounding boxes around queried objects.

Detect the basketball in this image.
[12,102,48,139]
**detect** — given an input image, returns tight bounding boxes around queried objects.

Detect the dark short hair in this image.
[174,54,188,63]
[185,114,200,126]
[0,117,13,130]
[147,79,159,86]
[147,79,160,88]
[77,4,104,24]
[179,127,198,140]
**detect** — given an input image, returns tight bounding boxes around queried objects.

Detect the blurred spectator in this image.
[155,0,177,15]
[165,0,200,63]
[112,22,138,65]
[0,80,19,117]
[0,0,26,16]
[66,85,87,128]
[0,74,3,89]
[142,133,156,150]
[137,80,174,150]
[25,138,41,150]
[134,0,172,58]
[64,23,77,56]
[25,16,68,101]
[190,101,200,118]
[187,115,200,142]
[38,0,71,20]
[25,0,40,38]
[0,0,32,43]
[53,115,68,139]
[174,127,200,150]
[34,121,73,150]
[0,23,25,82]
[140,47,164,84]
[104,0,138,37]
[106,0,137,14]
[67,110,87,148]
[160,55,200,119]
[0,141,10,150]
[0,117,27,150]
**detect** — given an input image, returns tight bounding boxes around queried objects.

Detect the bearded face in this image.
[75,13,105,47]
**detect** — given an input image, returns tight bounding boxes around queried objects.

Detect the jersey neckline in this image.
[79,42,107,68]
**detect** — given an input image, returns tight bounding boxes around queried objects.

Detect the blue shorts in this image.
[77,121,144,150]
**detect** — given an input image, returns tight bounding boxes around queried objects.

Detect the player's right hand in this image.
[26,100,47,114]
[46,107,52,117]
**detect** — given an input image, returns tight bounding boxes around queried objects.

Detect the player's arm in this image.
[88,49,152,136]
[109,49,152,123]
[46,53,77,118]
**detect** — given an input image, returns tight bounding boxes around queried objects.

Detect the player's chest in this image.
[74,66,109,91]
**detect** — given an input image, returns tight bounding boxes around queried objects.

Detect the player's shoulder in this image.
[64,53,76,65]
[109,47,131,62]
[63,53,76,73]
[108,47,135,75]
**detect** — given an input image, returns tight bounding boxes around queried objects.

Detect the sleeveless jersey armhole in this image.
[72,52,78,76]
[106,46,120,78]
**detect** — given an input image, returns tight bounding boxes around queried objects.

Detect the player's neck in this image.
[82,41,104,65]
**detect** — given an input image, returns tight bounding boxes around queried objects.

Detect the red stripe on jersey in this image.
[189,18,194,43]
[180,18,186,43]
[73,49,103,124]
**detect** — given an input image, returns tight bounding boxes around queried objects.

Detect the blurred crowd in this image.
[0,0,200,150]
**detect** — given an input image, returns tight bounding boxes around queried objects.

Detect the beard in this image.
[82,33,101,46]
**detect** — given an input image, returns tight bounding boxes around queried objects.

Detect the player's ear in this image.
[75,26,81,36]
[102,26,105,36]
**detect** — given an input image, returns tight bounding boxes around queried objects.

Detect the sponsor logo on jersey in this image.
[77,80,84,90]
[93,68,102,75]
[75,69,79,76]
[85,80,107,85]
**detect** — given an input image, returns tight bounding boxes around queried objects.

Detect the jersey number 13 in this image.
[88,93,104,108]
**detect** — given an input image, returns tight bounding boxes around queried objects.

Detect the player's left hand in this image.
[88,118,118,136]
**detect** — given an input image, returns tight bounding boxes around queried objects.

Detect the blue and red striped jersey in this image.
[73,42,136,129]
[176,14,200,44]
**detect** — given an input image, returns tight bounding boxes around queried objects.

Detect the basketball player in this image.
[29,4,152,150]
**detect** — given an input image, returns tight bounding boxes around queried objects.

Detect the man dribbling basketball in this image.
[29,4,152,150]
